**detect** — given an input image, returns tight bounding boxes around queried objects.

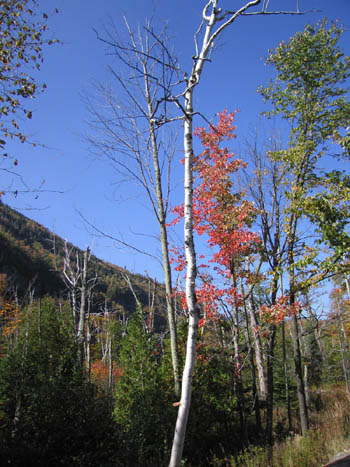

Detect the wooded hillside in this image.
[0,201,166,323]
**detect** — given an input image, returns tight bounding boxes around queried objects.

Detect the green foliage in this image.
[272,325,297,408]
[260,21,350,152]
[113,314,175,466]
[0,298,119,466]
[259,21,350,283]
[0,0,57,162]
[320,332,348,386]
[303,170,350,254]
[184,334,241,464]
[0,292,349,466]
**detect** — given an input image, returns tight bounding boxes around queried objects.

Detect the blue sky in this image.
[2,0,350,280]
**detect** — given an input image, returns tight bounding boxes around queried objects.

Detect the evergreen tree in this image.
[0,298,118,467]
[113,313,174,466]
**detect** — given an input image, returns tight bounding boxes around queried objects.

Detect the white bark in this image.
[169,11,213,462]
[169,312,199,466]
[62,243,97,366]
[170,1,303,464]
[62,242,79,328]
[169,84,200,466]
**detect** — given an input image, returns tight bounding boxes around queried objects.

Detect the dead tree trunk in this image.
[62,243,97,368]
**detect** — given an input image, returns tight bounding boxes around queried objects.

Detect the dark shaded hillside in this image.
[0,201,166,324]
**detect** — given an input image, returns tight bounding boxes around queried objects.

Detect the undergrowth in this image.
[211,385,350,467]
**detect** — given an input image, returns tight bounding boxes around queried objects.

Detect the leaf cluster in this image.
[259,21,350,156]
[0,0,57,158]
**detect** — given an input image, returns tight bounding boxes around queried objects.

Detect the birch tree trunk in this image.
[62,244,97,369]
[170,5,239,463]
[108,332,113,391]
[169,86,201,467]
[170,2,302,464]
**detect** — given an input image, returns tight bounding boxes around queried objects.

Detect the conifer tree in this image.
[113,313,174,465]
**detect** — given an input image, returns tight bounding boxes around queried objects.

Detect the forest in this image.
[1,1,350,466]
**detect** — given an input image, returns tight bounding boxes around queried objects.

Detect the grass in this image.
[211,385,350,467]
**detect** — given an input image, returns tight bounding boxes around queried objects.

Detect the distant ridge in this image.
[0,201,166,325]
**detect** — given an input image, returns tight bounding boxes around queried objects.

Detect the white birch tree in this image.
[169,2,303,464]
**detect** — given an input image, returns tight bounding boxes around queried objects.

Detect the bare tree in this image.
[244,129,288,442]
[86,19,182,395]
[62,242,98,365]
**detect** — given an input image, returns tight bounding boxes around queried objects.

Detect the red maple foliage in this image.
[170,111,261,324]
[258,296,300,326]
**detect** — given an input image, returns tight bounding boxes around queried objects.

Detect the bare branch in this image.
[77,210,163,266]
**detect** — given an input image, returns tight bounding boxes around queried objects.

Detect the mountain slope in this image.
[0,201,166,323]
